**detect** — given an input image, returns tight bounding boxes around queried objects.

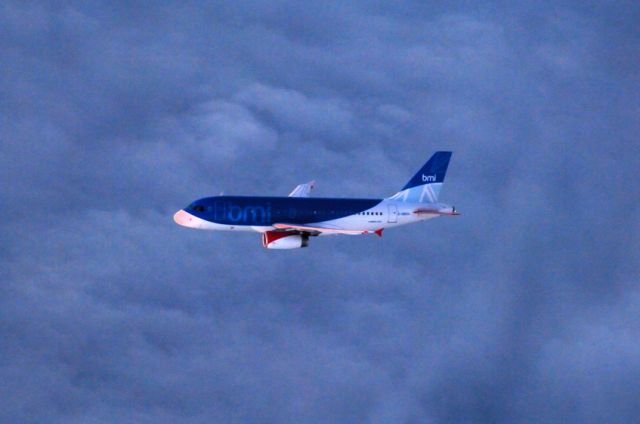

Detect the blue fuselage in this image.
[185,196,382,226]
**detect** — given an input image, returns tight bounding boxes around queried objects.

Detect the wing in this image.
[273,223,376,236]
[288,181,315,197]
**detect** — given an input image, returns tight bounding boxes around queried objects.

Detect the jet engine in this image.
[262,231,309,249]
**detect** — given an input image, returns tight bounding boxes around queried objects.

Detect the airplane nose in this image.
[173,209,193,227]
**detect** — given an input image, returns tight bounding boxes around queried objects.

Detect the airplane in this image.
[174,151,458,249]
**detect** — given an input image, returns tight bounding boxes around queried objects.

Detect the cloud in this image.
[236,83,355,140]
[1,1,639,422]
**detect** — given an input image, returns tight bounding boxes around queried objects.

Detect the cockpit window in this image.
[191,204,205,212]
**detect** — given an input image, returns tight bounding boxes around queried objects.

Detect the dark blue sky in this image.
[1,1,639,422]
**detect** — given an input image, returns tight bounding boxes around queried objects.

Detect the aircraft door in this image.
[388,204,398,223]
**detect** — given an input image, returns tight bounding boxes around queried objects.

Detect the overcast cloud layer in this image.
[1,1,639,423]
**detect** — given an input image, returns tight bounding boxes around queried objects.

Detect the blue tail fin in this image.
[388,151,452,203]
[401,151,452,190]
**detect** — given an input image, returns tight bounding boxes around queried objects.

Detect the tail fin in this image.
[388,151,452,203]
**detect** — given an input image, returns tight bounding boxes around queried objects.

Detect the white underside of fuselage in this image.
[174,200,448,235]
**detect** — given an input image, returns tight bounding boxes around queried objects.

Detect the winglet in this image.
[374,228,383,237]
[288,181,315,197]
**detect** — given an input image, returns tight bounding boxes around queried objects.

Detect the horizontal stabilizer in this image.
[412,207,460,216]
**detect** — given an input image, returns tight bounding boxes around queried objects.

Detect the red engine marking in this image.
[262,231,297,247]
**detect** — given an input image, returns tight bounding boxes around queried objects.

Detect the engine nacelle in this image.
[262,231,309,249]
